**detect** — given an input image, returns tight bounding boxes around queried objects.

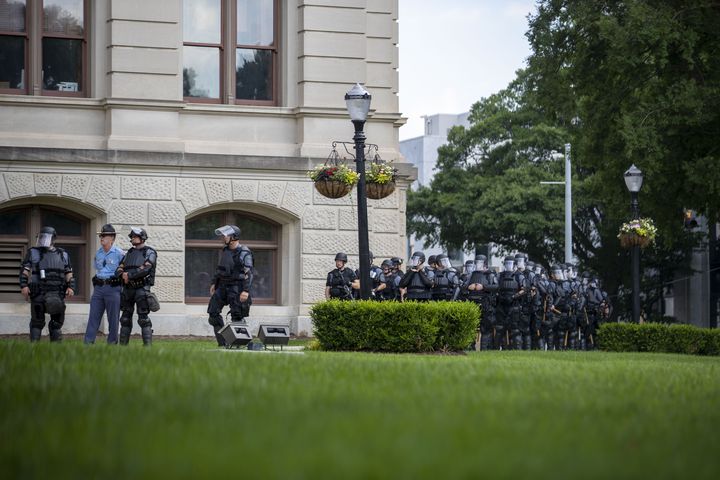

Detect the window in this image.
[0,205,89,302]
[183,0,277,105]
[185,210,279,304]
[0,0,87,96]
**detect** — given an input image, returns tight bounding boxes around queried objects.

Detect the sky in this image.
[398,0,537,140]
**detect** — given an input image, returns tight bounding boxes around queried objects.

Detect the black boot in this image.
[49,328,62,342]
[30,327,42,342]
[141,326,152,347]
[213,325,226,347]
[119,326,132,345]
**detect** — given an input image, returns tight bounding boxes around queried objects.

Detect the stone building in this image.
[0,0,411,337]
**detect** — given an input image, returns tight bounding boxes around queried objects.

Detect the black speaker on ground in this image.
[219,322,253,348]
[258,325,290,346]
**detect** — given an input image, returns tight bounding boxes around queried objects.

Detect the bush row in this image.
[311,300,480,353]
[598,322,720,356]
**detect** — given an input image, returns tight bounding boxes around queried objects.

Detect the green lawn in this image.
[1,339,719,479]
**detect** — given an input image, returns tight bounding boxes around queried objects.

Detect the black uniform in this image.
[533,274,553,350]
[399,267,434,301]
[582,284,605,349]
[19,246,74,342]
[326,267,356,300]
[432,268,461,301]
[118,245,158,345]
[495,271,521,349]
[549,278,573,350]
[464,269,498,350]
[208,245,254,346]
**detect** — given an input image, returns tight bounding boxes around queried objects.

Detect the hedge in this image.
[310,300,480,353]
[597,322,720,356]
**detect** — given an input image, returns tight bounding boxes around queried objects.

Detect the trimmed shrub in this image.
[597,322,719,356]
[310,300,480,353]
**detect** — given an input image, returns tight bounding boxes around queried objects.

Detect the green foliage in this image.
[598,323,720,355]
[307,164,359,186]
[310,299,479,352]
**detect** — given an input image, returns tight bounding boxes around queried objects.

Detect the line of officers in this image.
[326,251,612,351]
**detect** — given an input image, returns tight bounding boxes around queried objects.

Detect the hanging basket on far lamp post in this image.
[617,218,657,249]
[364,150,398,200]
[308,144,359,199]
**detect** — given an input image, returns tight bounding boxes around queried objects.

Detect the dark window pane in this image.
[250,249,273,299]
[42,210,83,237]
[186,212,224,240]
[185,248,218,297]
[233,215,275,241]
[0,1,26,32]
[42,37,82,91]
[0,210,27,235]
[43,0,84,36]
[235,48,271,101]
[237,0,273,47]
[183,45,220,98]
[0,36,25,89]
[183,0,221,44]
[55,243,79,290]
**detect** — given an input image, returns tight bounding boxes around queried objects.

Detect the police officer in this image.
[514,253,533,350]
[84,224,125,344]
[207,225,254,346]
[532,264,553,350]
[19,226,75,342]
[399,251,434,301]
[495,255,521,350]
[432,253,461,301]
[117,227,157,346]
[464,254,498,350]
[548,264,573,350]
[326,252,357,300]
[379,259,400,301]
[364,251,386,299]
[457,260,476,302]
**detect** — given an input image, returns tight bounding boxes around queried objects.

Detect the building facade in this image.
[0,0,411,337]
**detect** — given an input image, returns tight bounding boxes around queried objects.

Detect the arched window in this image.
[0,205,89,302]
[185,210,279,304]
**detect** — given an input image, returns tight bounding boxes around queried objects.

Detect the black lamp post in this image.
[624,164,644,323]
[345,83,372,300]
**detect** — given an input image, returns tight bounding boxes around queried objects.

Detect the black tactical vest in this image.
[124,247,156,286]
[216,246,251,284]
[30,247,67,288]
[498,271,519,302]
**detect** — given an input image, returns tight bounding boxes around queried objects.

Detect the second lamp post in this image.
[624,164,644,323]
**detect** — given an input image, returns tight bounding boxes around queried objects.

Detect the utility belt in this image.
[28,282,64,296]
[126,278,148,289]
[93,276,121,287]
[218,277,244,287]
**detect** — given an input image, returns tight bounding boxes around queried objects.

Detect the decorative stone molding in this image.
[155,251,184,277]
[149,202,185,226]
[302,256,337,280]
[5,172,34,198]
[302,280,326,304]
[303,231,358,254]
[257,181,285,206]
[302,206,338,230]
[176,178,208,214]
[61,174,91,200]
[281,182,311,218]
[107,200,147,225]
[152,277,184,303]
[85,176,117,211]
[204,179,232,204]
[338,207,359,231]
[232,180,259,201]
[372,210,399,234]
[147,227,184,251]
[121,177,173,200]
[34,174,62,195]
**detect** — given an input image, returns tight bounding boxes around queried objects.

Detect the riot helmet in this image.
[464,260,476,275]
[534,263,543,275]
[381,259,393,271]
[128,227,148,243]
[551,264,564,281]
[581,271,591,286]
[391,256,403,267]
[474,254,487,271]
[409,251,425,268]
[514,253,527,271]
[335,252,348,263]
[215,225,241,242]
[36,226,56,248]
[503,255,515,272]
[436,254,452,270]
[427,255,437,268]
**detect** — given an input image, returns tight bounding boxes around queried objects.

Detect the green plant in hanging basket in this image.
[617,217,657,249]
[365,161,398,199]
[308,163,359,199]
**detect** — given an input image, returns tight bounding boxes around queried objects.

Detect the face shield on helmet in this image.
[215,225,235,237]
[438,256,452,270]
[534,265,543,275]
[36,233,53,248]
[503,257,515,272]
[409,253,424,268]
[515,256,526,271]
[464,261,475,275]
[551,266,563,280]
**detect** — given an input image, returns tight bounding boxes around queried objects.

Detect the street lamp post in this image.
[624,164,644,323]
[345,83,372,300]
[539,143,573,264]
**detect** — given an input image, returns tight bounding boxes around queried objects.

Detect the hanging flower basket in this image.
[307,147,359,199]
[314,179,353,199]
[617,218,657,249]
[365,159,398,200]
[366,181,396,200]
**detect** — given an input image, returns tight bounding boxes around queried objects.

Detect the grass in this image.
[1,339,719,479]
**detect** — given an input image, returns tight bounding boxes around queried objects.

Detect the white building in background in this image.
[0,0,413,337]
[400,112,501,268]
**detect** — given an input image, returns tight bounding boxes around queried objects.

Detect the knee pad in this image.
[138,317,152,328]
[120,315,133,328]
[48,317,64,331]
[208,315,224,328]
